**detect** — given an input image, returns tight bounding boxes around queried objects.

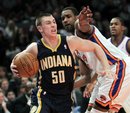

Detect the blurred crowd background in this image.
[0,0,130,113]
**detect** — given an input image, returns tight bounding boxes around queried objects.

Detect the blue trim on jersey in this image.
[126,38,130,55]
[90,36,118,64]
[90,34,126,98]
[112,60,124,97]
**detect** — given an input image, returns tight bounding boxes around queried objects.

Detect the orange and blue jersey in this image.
[108,36,130,56]
[88,26,127,104]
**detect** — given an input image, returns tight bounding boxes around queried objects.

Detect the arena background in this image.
[0,0,130,113]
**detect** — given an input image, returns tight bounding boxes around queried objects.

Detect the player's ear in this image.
[123,26,128,35]
[37,26,42,32]
[122,26,126,32]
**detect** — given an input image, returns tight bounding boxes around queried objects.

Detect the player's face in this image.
[61,10,77,33]
[109,18,124,37]
[38,15,57,37]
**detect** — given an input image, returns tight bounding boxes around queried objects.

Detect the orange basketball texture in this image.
[13,52,39,78]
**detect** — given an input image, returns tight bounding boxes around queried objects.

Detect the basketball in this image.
[13,52,39,78]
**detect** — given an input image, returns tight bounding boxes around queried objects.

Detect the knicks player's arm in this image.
[83,73,98,97]
[67,35,110,72]
[74,6,93,36]
[75,19,93,35]
[74,58,98,92]
[74,59,92,89]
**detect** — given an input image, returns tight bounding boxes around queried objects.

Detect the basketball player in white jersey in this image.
[85,17,130,113]
[108,17,130,113]
[75,6,130,113]
[108,17,130,56]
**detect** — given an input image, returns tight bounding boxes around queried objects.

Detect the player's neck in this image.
[42,35,60,49]
[111,35,124,46]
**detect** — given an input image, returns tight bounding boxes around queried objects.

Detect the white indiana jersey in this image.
[108,36,130,56]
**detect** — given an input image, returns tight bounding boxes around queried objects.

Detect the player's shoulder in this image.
[29,42,37,47]
[124,36,130,46]
[66,35,78,43]
[67,35,77,39]
[25,42,38,56]
[124,35,130,39]
[27,42,37,50]
[65,35,79,52]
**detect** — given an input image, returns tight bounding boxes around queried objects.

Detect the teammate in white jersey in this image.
[85,17,130,113]
[75,6,130,113]
[108,17,130,113]
[108,17,130,56]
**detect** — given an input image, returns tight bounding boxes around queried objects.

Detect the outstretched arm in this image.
[83,73,98,98]
[74,59,92,88]
[67,36,110,73]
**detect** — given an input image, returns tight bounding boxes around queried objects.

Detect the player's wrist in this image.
[78,19,91,33]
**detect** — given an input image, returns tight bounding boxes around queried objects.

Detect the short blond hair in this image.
[35,13,52,26]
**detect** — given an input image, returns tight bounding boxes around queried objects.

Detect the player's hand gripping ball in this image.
[13,52,39,78]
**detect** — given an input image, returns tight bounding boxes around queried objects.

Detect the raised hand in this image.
[78,6,93,24]
[77,6,93,33]
[83,83,94,98]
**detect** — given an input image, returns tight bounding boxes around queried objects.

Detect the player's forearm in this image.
[91,73,98,84]
[74,75,88,89]
[94,46,110,71]
[75,19,93,34]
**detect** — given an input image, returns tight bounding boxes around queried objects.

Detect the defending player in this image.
[76,6,130,113]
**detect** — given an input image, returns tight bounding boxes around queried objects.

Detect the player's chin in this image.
[110,31,117,36]
[111,34,117,37]
[65,25,73,31]
[51,34,57,38]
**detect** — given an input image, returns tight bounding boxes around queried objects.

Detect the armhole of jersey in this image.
[126,39,130,55]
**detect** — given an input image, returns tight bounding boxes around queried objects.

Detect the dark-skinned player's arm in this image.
[75,6,93,36]
[74,59,92,89]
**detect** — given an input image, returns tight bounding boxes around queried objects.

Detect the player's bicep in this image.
[74,36,96,52]
[67,36,97,53]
